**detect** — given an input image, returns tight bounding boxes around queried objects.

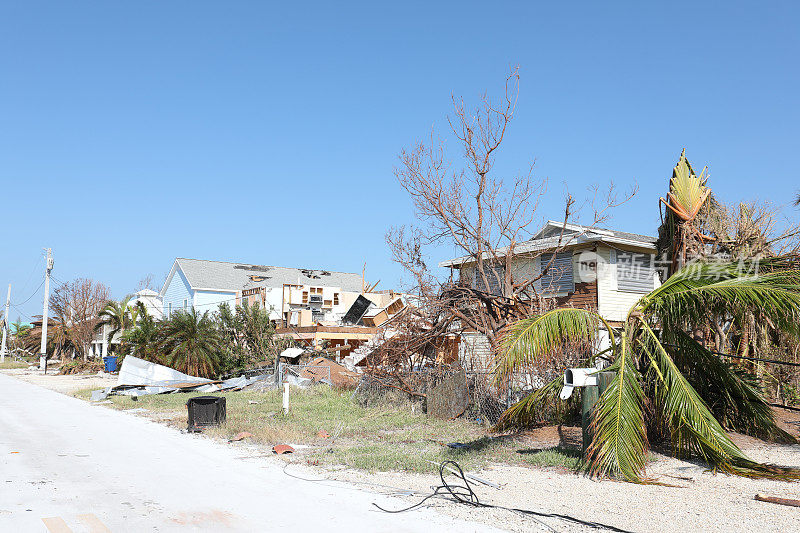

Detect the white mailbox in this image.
[559,368,599,400]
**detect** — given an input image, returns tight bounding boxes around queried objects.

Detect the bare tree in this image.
[135,274,159,292]
[49,278,111,362]
[386,66,634,361]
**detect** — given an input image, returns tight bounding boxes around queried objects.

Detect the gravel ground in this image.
[7,368,800,532]
[321,442,800,533]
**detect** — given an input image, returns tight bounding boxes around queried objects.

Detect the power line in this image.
[15,254,43,296]
[10,304,36,322]
[11,278,45,307]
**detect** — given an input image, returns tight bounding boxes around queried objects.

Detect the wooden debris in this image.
[755,493,800,508]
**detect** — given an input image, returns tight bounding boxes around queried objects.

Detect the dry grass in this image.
[74,386,582,473]
[0,360,31,370]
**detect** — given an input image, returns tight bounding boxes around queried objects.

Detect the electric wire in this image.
[371,460,633,533]
[11,278,45,307]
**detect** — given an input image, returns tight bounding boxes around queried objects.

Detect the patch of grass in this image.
[0,360,31,370]
[517,446,583,469]
[73,385,590,474]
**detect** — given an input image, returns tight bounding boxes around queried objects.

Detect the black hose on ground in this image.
[372,460,633,533]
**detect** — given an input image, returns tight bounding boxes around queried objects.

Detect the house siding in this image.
[163,267,193,318]
[194,290,237,315]
[596,245,659,322]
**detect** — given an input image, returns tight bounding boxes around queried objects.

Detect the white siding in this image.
[459,333,492,371]
[596,245,660,322]
[193,290,237,315]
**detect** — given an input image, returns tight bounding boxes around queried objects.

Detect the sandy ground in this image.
[1,367,117,393]
[6,369,800,532]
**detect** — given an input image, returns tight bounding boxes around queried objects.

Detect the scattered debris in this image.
[228,432,254,443]
[299,357,359,388]
[755,493,800,508]
[90,356,270,400]
[273,444,295,455]
[317,430,331,439]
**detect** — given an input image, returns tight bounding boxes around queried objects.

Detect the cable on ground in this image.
[372,460,632,533]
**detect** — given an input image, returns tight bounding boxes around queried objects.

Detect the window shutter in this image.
[617,252,654,293]
[473,265,505,296]
[540,252,574,295]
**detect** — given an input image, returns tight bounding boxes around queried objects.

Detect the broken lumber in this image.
[755,493,800,508]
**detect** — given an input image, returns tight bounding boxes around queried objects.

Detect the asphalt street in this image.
[0,373,498,532]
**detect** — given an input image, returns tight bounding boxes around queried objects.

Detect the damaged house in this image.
[439,220,662,370]
[159,258,409,364]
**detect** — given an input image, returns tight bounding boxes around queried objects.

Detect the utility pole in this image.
[0,284,10,363]
[40,248,53,373]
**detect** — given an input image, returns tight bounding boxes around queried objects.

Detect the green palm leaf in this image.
[639,322,800,479]
[494,308,605,380]
[586,332,648,481]
[639,262,800,335]
[668,331,795,443]
[493,375,565,431]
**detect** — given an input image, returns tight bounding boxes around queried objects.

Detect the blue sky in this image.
[1,1,798,321]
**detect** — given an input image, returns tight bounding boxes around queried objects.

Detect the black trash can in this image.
[187,396,226,431]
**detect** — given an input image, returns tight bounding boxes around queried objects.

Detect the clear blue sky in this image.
[2,1,798,321]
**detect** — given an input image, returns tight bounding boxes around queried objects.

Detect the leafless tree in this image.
[49,278,111,361]
[386,66,634,363]
[135,274,159,292]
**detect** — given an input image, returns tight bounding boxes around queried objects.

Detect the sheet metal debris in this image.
[90,356,270,400]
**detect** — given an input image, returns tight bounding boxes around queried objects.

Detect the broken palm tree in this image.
[658,149,716,275]
[494,259,800,483]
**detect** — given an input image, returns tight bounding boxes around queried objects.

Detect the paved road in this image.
[0,373,497,532]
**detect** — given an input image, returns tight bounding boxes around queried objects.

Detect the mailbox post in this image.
[560,368,616,454]
[582,371,616,453]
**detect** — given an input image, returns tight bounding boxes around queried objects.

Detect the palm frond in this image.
[639,322,800,479]
[493,375,565,431]
[661,149,710,222]
[668,331,795,443]
[639,261,800,336]
[494,308,602,380]
[586,333,649,482]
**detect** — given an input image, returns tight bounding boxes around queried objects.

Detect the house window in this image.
[472,265,505,296]
[302,291,308,304]
[183,298,188,309]
[540,252,574,295]
[616,251,654,293]
[333,293,339,305]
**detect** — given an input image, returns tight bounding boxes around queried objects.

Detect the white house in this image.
[88,289,164,358]
[159,258,369,323]
[440,220,662,369]
[131,288,163,320]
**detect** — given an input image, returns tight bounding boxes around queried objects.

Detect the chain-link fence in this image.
[351,368,540,425]
[281,363,332,385]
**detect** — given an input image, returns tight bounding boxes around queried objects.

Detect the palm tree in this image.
[95,296,139,351]
[11,319,31,339]
[496,259,800,482]
[120,307,161,363]
[657,149,716,276]
[159,308,223,378]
